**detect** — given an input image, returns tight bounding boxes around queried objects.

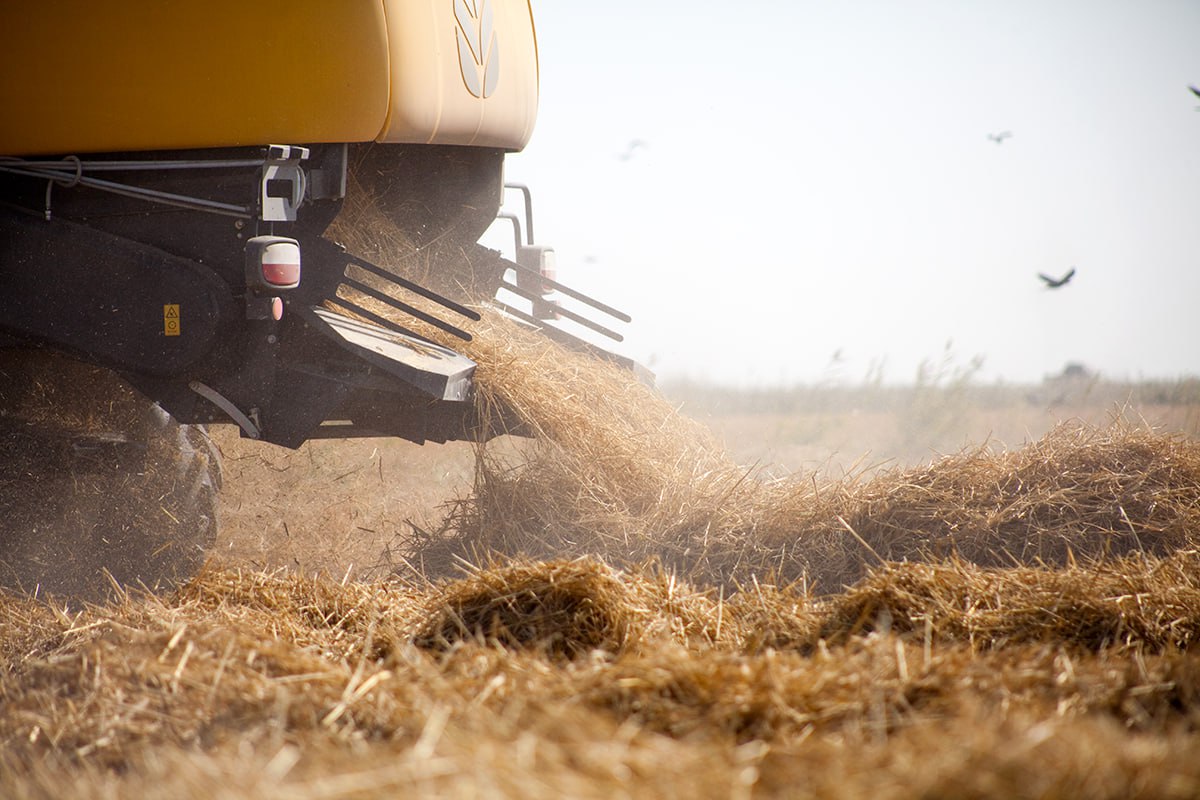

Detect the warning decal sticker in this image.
[164,304,180,337]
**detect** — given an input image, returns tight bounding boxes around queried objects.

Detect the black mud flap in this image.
[246,305,504,448]
[0,209,234,377]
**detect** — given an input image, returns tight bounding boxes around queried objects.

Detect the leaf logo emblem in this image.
[454,0,500,99]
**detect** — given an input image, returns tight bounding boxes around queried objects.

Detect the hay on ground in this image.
[5,554,1200,798]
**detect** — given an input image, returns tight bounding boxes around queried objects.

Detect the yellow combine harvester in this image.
[0,1,632,600]
[0,1,539,155]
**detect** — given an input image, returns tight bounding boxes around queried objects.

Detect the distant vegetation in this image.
[660,375,1200,417]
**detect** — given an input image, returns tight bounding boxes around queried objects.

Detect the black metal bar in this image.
[493,301,643,376]
[324,298,436,344]
[0,158,268,171]
[496,212,524,255]
[345,255,481,322]
[499,280,624,342]
[507,261,632,323]
[339,277,473,342]
[504,183,535,244]
[0,164,253,217]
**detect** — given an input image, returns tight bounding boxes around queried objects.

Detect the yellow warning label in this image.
[164,304,180,337]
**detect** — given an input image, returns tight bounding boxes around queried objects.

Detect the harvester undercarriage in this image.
[0,142,637,600]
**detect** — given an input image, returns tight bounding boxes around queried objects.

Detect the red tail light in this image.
[246,236,301,291]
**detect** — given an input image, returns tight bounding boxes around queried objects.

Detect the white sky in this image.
[481,0,1200,386]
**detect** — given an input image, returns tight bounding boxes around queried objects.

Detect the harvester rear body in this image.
[0,1,632,599]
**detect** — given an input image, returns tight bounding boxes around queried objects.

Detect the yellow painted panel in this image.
[0,1,391,156]
[381,0,539,149]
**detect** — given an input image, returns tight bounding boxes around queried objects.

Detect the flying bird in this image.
[987,131,1013,144]
[1038,267,1076,289]
[1191,85,1200,109]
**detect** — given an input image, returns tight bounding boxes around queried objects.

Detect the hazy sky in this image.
[481,0,1200,386]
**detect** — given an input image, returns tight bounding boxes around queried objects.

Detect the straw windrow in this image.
[322,175,1200,590]
[384,297,1200,591]
[5,554,1200,797]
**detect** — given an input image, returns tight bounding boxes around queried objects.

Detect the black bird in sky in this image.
[987,131,1013,144]
[1190,85,1200,109]
[1038,267,1076,289]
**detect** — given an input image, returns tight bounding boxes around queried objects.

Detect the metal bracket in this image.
[189,380,261,439]
[307,143,348,201]
[260,145,310,222]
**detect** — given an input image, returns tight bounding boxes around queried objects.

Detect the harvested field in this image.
[4,554,1200,798]
[5,304,1200,796]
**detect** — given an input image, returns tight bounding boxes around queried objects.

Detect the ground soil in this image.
[212,428,535,580]
[211,429,472,578]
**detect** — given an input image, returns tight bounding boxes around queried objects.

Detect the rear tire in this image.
[0,350,220,603]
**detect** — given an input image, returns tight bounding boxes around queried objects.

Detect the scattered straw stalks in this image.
[4,553,1200,797]
[321,172,1200,593]
[405,299,1200,591]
